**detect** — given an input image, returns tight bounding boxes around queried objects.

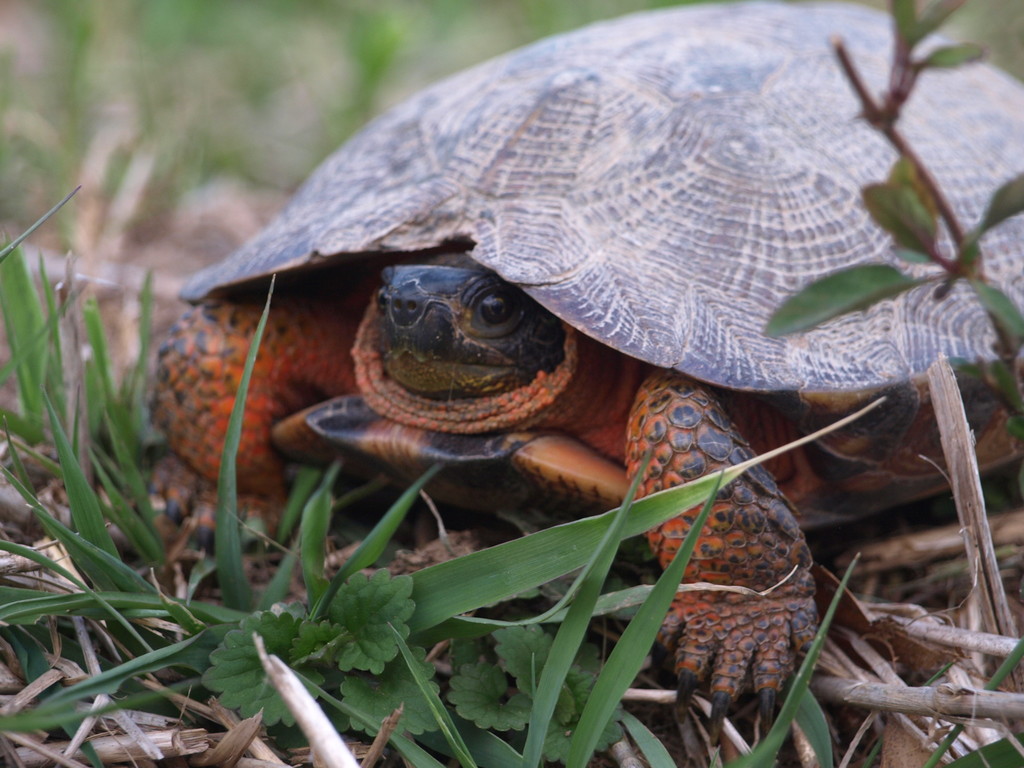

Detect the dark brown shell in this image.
[182,1,1024,394]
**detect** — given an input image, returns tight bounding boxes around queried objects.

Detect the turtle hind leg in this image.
[625,370,818,734]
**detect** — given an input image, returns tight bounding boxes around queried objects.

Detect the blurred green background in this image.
[0,0,1022,249]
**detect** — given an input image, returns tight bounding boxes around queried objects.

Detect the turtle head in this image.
[376,264,565,399]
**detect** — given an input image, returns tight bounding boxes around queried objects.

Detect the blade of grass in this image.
[91,449,163,563]
[391,625,477,768]
[44,396,118,558]
[0,583,246,626]
[522,456,650,768]
[0,187,79,265]
[257,550,299,610]
[216,278,276,609]
[276,465,323,542]
[0,247,48,421]
[566,474,722,768]
[410,398,883,636]
[620,711,677,768]
[301,463,341,606]
[310,465,440,621]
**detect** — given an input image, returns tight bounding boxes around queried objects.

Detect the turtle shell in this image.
[182,1,1024,395]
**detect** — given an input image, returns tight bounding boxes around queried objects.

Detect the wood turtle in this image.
[153,0,1024,728]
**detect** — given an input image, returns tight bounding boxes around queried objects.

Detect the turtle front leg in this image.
[625,371,817,731]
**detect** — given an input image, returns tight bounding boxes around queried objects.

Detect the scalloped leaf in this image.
[203,607,323,726]
[327,570,415,673]
[448,662,531,731]
[766,265,922,337]
[341,646,439,736]
[494,625,552,695]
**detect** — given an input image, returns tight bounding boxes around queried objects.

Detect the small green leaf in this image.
[327,571,415,674]
[203,607,323,726]
[291,620,348,666]
[449,663,531,731]
[971,280,1024,349]
[979,173,1024,234]
[863,180,937,254]
[891,0,918,43]
[495,625,551,695]
[766,265,922,337]
[341,645,440,736]
[917,43,984,69]
[911,0,967,45]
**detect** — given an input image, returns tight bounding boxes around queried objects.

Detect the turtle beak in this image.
[377,267,464,363]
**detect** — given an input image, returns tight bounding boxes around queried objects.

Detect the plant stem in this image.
[832,37,968,275]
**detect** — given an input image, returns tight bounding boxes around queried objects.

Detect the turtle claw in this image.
[708,690,732,743]
[661,589,817,731]
[675,669,700,721]
[757,686,776,730]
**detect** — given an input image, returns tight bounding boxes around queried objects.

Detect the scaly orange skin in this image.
[153,290,816,709]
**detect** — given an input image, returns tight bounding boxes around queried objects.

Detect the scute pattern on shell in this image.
[182,1,1024,393]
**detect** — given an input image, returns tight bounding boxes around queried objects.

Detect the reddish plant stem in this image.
[832,37,968,277]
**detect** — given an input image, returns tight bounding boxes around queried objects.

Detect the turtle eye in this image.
[479,293,513,325]
[469,285,524,337]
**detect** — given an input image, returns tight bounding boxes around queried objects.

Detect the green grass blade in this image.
[621,712,677,768]
[300,463,340,606]
[566,475,721,768]
[391,625,477,768]
[409,469,732,637]
[0,584,246,626]
[523,460,650,768]
[795,689,833,768]
[215,280,276,609]
[91,449,162,563]
[310,465,440,621]
[257,550,298,610]
[0,187,79,265]
[0,247,48,421]
[44,397,118,559]
[276,465,322,542]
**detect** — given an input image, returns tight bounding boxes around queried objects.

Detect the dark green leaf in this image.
[979,173,1024,234]
[891,0,918,43]
[863,181,937,254]
[765,265,922,337]
[203,607,321,727]
[449,662,531,731]
[911,0,967,45]
[327,571,415,674]
[917,43,984,69]
[971,280,1024,350]
[341,645,440,736]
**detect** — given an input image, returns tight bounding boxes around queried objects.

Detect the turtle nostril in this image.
[389,295,422,326]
